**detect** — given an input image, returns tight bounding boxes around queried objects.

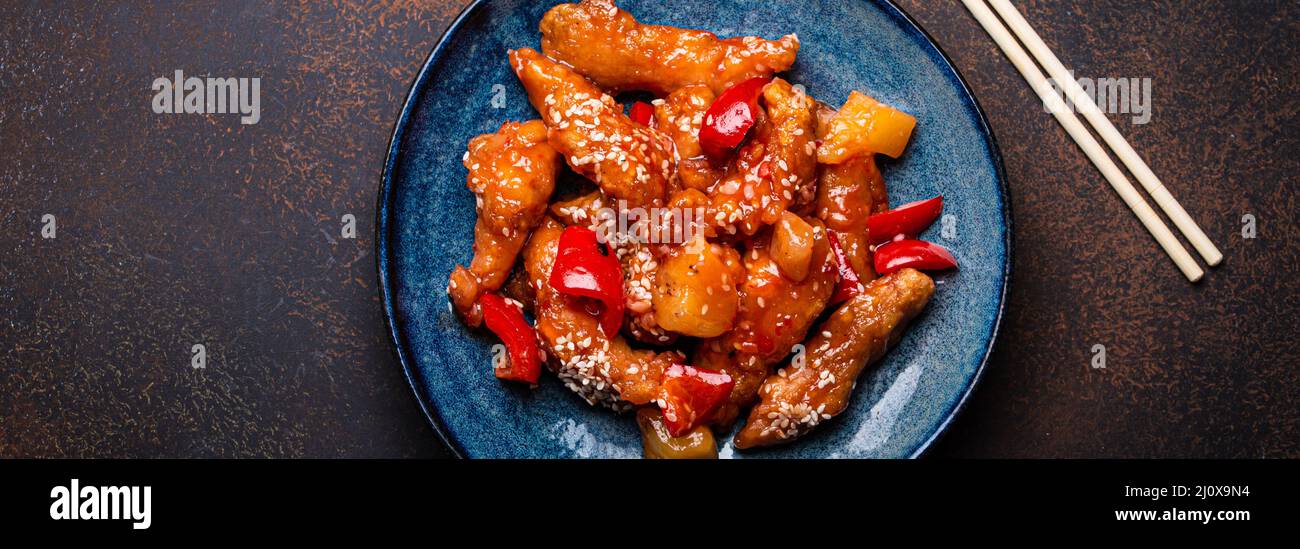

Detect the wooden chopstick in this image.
[960,0,1204,282]
[987,0,1223,267]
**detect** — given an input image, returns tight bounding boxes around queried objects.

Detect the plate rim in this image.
[375,0,1013,459]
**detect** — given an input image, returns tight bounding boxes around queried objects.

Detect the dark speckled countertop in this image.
[1,0,1296,458]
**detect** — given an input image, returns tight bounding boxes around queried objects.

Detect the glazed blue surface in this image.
[378,0,1010,458]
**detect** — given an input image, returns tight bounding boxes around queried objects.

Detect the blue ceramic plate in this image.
[378,0,1011,458]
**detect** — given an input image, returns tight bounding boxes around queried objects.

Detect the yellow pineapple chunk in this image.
[817,91,916,162]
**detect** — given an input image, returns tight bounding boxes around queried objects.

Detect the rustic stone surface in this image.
[0,0,1295,458]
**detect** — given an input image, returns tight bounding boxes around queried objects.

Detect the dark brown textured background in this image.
[1,0,1295,458]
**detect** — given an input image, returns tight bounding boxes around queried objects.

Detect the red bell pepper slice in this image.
[479,293,542,385]
[873,238,958,276]
[628,101,655,126]
[868,196,943,244]
[826,231,863,303]
[549,226,625,338]
[657,364,734,437]
[698,77,770,158]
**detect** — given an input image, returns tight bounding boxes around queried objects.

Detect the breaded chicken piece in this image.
[550,189,607,228]
[817,155,889,225]
[448,120,560,326]
[707,79,816,236]
[694,217,839,426]
[653,85,723,192]
[619,188,714,344]
[509,47,675,209]
[539,0,800,96]
[816,156,887,281]
[619,239,675,345]
[763,79,819,211]
[814,101,889,219]
[814,101,889,280]
[497,263,537,315]
[734,268,934,449]
[523,218,678,408]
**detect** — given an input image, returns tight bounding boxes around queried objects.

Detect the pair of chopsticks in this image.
[961,0,1222,282]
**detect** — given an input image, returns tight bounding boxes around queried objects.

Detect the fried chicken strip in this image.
[707,79,816,236]
[813,101,889,218]
[448,120,560,326]
[550,189,606,227]
[654,85,723,193]
[814,101,889,281]
[695,217,838,426]
[523,218,677,408]
[509,47,675,209]
[763,78,819,211]
[815,155,887,281]
[734,268,934,449]
[540,0,800,96]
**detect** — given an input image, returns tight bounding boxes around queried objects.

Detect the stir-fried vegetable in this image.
[479,293,542,384]
[548,226,625,338]
[818,90,917,162]
[868,195,943,244]
[636,407,718,459]
[628,100,655,126]
[826,230,864,303]
[698,77,770,158]
[657,364,734,437]
[874,239,958,275]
